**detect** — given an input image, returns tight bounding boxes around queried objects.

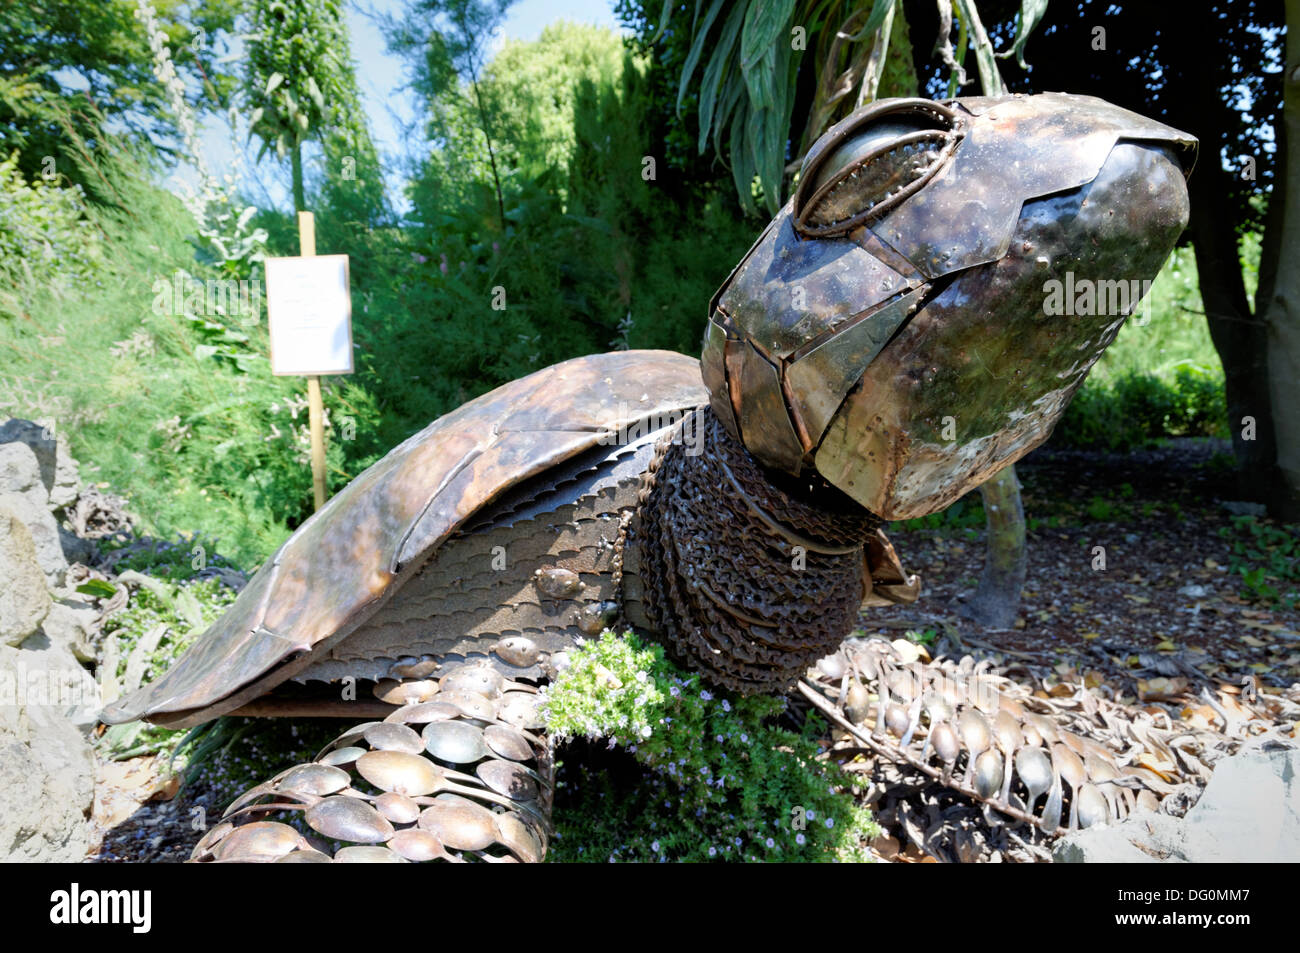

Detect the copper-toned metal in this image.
[212,822,306,862]
[104,93,1200,864]
[476,759,540,802]
[362,723,425,754]
[334,846,407,863]
[275,850,332,863]
[101,351,707,728]
[304,796,394,844]
[492,637,540,668]
[278,763,351,796]
[483,725,534,763]
[708,93,1193,519]
[374,792,422,824]
[356,750,444,796]
[389,829,451,862]
[418,797,498,852]
[422,721,489,764]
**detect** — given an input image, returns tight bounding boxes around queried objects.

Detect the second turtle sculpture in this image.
[104,93,1215,862]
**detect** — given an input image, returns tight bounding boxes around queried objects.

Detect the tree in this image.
[633,0,1040,214]
[0,0,240,201]
[1267,0,1300,517]
[385,0,518,229]
[406,20,629,218]
[244,0,382,218]
[955,1,1291,514]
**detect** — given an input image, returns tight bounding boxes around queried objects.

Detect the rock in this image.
[0,504,51,646]
[0,418,80,508]
[0,490,67,586]
[0,440,45,499]
[39,598,97,663]
[0,643,95,861]
[1221,500,1268,517]
[1054,747,1300,863]
[17,630,101,730]
[1177,583,1210,599]
[58,524,98,565]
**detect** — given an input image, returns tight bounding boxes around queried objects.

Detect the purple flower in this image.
[796,833,806,845]
[765,838,775,849]
[411,252,428,264]
[721,699,731,712]
[700,690,712,701]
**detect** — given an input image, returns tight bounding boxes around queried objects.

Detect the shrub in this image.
[544,631,880,862]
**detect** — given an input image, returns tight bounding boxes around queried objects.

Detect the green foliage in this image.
[904,627,940,647]
[97,568,241,760]
[100,532,241,579]
[1218,516,1300,609]
[1054,366,1228,452]
[0,0,241,201]
[0,143,383,564]
[245,0,384,217]
[896,492,986,533]
[0,151,104,316]
[409,21,630,210]
[640,0,1041,214]
[544,631,880,862]
[102,577,239,686]
[172,716,341,802]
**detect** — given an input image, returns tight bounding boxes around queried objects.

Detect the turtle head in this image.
[701,93,1195,520]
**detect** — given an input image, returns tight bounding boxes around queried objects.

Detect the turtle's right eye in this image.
[794,100,961,238]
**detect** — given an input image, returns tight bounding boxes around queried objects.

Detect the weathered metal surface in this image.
[102,351,706,727]
[111,93,1212,865]
[815,140,1191,518]
[190,660,553,863]
[707,92,1195,519]
[801,637,1294,841]
[632,408,882,693]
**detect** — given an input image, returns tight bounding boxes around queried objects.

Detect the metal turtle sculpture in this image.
[103,93,1199,863]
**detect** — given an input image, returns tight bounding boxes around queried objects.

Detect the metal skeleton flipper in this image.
[291,430,668,688]
[192,660,552,863]
[801,637,1299,837]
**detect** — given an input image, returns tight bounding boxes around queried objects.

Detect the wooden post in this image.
[298,211,328,511]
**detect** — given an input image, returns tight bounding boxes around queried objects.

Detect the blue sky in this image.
[201,0,625,214]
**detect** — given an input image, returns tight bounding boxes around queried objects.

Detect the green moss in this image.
[544,630,880,862]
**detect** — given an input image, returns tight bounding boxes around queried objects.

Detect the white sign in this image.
[266,254,353,375]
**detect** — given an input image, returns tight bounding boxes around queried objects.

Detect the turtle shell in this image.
[101,351,707,728]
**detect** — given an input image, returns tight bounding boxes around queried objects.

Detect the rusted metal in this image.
[100,92,1208,864]
[708,91,1195,519]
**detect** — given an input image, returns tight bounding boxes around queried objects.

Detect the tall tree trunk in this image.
[291,139,306,214]
[469,72,506,231]
[963,465,1027,628]
[1177,10,1280,502]
[1265,0,1300,519]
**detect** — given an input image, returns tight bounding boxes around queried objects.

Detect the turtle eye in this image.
[794,100,961,238]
